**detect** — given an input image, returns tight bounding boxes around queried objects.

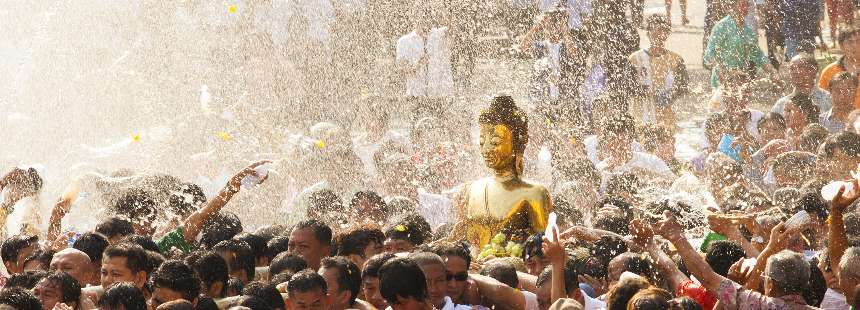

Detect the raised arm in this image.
[742,222,801,292]
[181,160,270,242]
[655,211,727,293]
[468,273,526,310]
[707,214,761,258]
[828,181,857,274]
[542,229,567,306]
[629,219,688,292]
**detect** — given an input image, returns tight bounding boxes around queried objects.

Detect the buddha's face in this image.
[480,124,515,170]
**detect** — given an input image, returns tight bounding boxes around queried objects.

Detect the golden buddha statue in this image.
[453,96,552,248]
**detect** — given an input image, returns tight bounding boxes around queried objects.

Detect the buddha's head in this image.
[478,96,528,173]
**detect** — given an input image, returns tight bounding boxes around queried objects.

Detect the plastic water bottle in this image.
[545,212,558,242]
[241,164,270,189]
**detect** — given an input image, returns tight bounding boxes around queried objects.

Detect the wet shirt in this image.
[716,279,820,310]
[819,109,847,133]
[771,89,832,115]
[156,227,194,254]
[704,16,769,88]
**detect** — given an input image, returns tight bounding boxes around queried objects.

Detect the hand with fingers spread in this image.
[727,258,754,284]
[831,179,860,214]
[655,211,684,242]
[629,219,654,247]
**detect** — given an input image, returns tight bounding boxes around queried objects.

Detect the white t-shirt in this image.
[820,288,850,310]
[581,289,607,310]
[396,28,455,98]
[441,296,473,310]
[522,290,540,310]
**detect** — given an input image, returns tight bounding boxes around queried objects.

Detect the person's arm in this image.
[629,219,688,292]
[519,16,546,54]
[518,272,538,293]
[702,25,720,69]
[655,211,728,293]
[742,223,801,291]
[828,181,857,274]
[181,160,270,242]
[47,182,82,243]
[707,214,761,257]
[542,229,566,305]
[469,273,526,310]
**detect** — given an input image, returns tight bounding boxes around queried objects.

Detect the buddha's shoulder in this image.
[467,177,549,194]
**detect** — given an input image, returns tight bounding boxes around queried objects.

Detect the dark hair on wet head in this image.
[478,95,529,154]
[479,259,519,288]
[242,281,285,310]
[292,219,333,246]
[1,235,38,265]
[22,248,54,272]
[269,252,308,276]
[121,234,160,253]
[0,287,42,310]
[73,232,109,264]
[95,217,134,240]
[336,226,384,258]
[379,257,427,305]
[426,241,471,267]
[321,256,362,306]
[287,270,327,295]
[213,239,255,281]
[168,183,206,218]
[200,212,243,249]
[185,251,228,296]
[266,236,290,260]
[151,260,201,302]
[235,233,269,265]
[704,240,745,277]
[362,253,397,280]
[99,283,147,310]
[43,271,81,305]
[757,112,786,131]
[103,243,148,274]
[536,260,580,295]
[6,271,47,290]
[788,93,820,124]
[384,213,431,247]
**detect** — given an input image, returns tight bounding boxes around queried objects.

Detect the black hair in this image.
[287,270,328,295]
[0,287,42,310]
[213,239,255,281]
[590,235,629,266]
[799,124,829,153]
[757,112,787,131]
[99,283,147,310]
[95,217,135,240]
[168,183,207,218]
[120,234,161,253]
[266,236,290,260]
[593,214,631,236]
[575,256,608,279]
[270,271,294,286]
[235,233,269,264]
[523,233,544,261]
[44,271,81,304]
[151,260,201,301]
[239,295,273,310]
[336,226,385,258]
[144,251,165,277]
[6,271,47,290]
[185,251,228,296]
[819,131,860,158]
[103,243,149,274]
[384,213,432,247]
[1,235,38,265]
[320,256,362,306]
[479,95,529,154]
[479,259,519,288]
[22,249,54,271]
[704,240,746,277]
[200,212,243,250]
[110,189,156,224]
[362,253,397,279]
[536,260,580,295]
[797,190,829,220]
[379,258,427,304]
[805,259,827,307]
[269,252,308,277]
[292,219,333,246]
[242,281,285,310]
[620,253,653,279]
[427,241,471,267]
[349,191,387,213]
[226,278,244,297]
[72,232,109,265]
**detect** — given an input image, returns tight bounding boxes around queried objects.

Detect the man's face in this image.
[101,256,144,289]
[363,241,383,263]
[319,267,349,309]
[526,256,550,276]
[362,277,387,310]
[647,27,669,48]
[217,250,249,284]
[789,61,816,90]
[758,120,785,144]
[831,80,857,111]
[289,228,328,269]
[734,0,750,19]
[536,283,551,310]
[288,289,329,310]
[33,279,63,310]
[443,256,468,302]
[418,263,447,308]
[383,238,413,253]
[843,34,860,56]
[821,148,860,180]
[149,287,188,309]
[50,253,91,285]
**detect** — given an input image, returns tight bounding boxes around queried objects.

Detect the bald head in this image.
[50,248,93,285]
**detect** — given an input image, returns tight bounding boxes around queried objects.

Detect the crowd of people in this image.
[6,0,860,309]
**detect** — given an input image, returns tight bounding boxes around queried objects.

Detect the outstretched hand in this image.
[542,228,566,264]
[629,219,654,246]
[654,211,684,241]
[226,160,271,193]
[831,179,860,213]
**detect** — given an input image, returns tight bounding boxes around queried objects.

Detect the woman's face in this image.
[784,101,808,129]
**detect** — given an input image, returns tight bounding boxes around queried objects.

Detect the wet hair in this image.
[110,189,156,224]
[1,235,38,265]
[120,234,160,253]
[336,226,385,258]
[819,131,860,158]
[479,259,519,288]
[379,258,427,304]
[320,256,362,306]
[99,283,147,310]
[6,271,47,290]
[200,212,244,249]
[479,95,529,154]
[241,281,285,310]
[185,251,228,296]
[362,253,397,279]
[95,217,135,240]
[235,233,269,265]
[238,295,272,310]
[796,190,829,220]
[613,253,653,280]
[151,260,201,301]
[791,53,819,70]
[426,241,471,267]
[829,71,859,91]
[266,236,290,260]
[103,243,149,274]
[0,287,42,310]
[591,235,629,266]
[384,213,432,247]
[23,249,54,271]
[158,300,194,310]
[704,240,745,277]
[771,151,816,181]
[645,13,670,31]
[213,239,255,281]
[670,297,701,310]
[575,256,609,279]
[168,183,206,218]
[226,278,244,297]
[292,219,333,246]
[805,258,827,307]
[593,214,630,236]
[349,191,387,215]
[269,252,308,276]
[43,271,81,305]
[757,112,787,131]
[605,276,651,310]
[523,233,544,261]
[605,114,637,138]
[287,270,328,295]
[627,287,672,310]
[144,251,164,276]
[799,124,829,153]
[270,271,294,286]
[72,232,109,264]
[536,260,580,295]
[765,250,810,295]
[596,197,634,222]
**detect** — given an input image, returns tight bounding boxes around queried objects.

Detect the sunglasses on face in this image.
[447,272,468,282]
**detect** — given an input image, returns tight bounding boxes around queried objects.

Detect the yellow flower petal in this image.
[314,140,326,149]
[227,5,237,13]
[217,131,232,141]
[132,134,141,142]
